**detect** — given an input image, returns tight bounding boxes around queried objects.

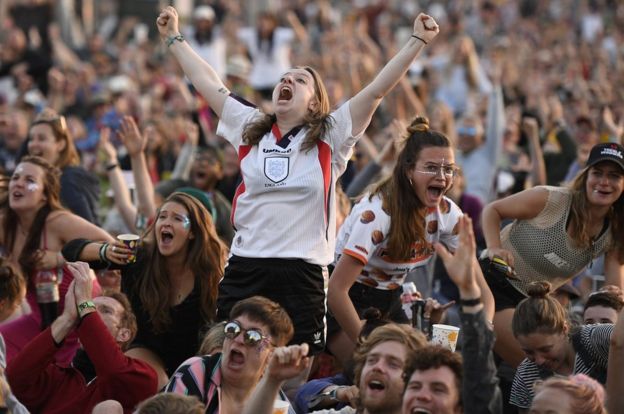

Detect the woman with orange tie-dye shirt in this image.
[327,117,495,362]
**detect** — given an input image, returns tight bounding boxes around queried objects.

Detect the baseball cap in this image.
[586,143,624,171]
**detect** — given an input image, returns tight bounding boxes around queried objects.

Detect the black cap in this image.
[586,143,624,171]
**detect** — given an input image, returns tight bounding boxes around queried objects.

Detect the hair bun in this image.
[408,116,430,133]
[526,281,553,298]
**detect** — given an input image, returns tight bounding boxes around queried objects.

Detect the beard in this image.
[359,386,403,414]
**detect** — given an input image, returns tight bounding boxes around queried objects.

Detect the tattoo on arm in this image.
[218,87,229,95]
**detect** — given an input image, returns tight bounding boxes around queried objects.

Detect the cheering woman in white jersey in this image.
[157,6,439,355]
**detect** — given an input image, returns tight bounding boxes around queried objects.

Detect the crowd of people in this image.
[1,0,624,413]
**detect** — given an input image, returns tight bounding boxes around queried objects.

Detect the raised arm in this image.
[242,344,310,414]
[118,116,156,226]
[435,216,502,413]
[98,127,137,232]
[157,6,229,118]
[349,13,439,136]
[481,186,549,267]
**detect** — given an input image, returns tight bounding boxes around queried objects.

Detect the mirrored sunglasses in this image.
[224,320,272,347]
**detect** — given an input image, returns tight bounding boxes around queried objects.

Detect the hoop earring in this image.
[409,178,413,186]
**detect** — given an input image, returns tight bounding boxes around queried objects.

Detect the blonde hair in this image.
[533,375,606,414]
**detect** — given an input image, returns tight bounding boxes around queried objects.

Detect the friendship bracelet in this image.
[105,163,118,171]
[166,34,185,47]
[99,243,110,264]
[411,34,428,45]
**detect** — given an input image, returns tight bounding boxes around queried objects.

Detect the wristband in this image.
[166,34,185,47]
[77,300,96,317]
[99,243,110,264]
[105,163,118,171]
[411,34,428,45]
[459,297,482,307]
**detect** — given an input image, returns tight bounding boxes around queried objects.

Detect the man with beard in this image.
[242,323,426,414]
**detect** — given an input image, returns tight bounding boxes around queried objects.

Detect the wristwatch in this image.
[77,300,96,317]
[307,386,344,409]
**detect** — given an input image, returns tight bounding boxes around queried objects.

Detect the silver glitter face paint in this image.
[26,183,40,192]
[178,214,191,229]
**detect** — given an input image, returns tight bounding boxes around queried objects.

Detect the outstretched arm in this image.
[349,13,438,136]
[157,6,229,118]
[481,186,549,267]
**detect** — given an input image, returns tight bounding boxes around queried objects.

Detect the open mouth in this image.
[368,380,386,392]
[410,409,432,414]
[427,185,444,200]
[278,86,293,102]
[160,230,174,244]
[229,349,245,366]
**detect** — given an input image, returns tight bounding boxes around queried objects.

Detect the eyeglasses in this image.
[224,320,273,347]
[414,163,459,179]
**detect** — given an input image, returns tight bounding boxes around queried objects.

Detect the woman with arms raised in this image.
[156,6,440,358]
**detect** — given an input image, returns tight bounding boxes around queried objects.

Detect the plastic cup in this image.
[273,400,290,414]
[117,234,140,263]
[431,324,460,352]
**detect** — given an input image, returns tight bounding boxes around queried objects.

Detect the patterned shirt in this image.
[335,194,461,290]
[165,353,295,414]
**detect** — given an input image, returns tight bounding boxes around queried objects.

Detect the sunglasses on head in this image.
[224,320,273,347]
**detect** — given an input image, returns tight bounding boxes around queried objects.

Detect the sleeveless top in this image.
[501,186,611,295]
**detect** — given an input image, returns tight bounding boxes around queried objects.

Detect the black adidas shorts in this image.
[217,255,327,355]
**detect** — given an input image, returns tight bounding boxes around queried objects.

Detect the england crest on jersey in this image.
[264,156,289,183]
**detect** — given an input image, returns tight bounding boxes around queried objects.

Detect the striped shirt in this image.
[509,324,613,409]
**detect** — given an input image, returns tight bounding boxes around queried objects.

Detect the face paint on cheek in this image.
[27,183,40,192]
[181,215,191,229]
